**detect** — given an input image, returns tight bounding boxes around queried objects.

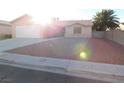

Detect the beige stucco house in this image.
[11,14,92,38]
[58,20,92,38]
[0,20,12,37]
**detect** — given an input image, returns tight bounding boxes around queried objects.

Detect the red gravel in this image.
[7,38,124,65]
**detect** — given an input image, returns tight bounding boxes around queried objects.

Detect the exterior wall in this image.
[11,17,32,38]
[105,31,113,40]
[65,20,92,26]
[92,31,105,38]
[83,26,92,38]
[64,26,73,37]
[64,24,92,38]
[105,30,124,46]
[0,24,12,36]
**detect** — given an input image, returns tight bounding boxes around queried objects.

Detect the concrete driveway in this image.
[0,38,43,52]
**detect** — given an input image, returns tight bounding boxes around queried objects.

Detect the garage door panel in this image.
[16,25,42,38]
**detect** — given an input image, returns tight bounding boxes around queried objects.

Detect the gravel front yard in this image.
[7,37,124,65]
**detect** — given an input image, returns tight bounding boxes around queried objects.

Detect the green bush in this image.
[0,34,12,40]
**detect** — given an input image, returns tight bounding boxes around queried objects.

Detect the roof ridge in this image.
[11,14,32,23]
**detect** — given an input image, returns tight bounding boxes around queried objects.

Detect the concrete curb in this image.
[0,52,124,77]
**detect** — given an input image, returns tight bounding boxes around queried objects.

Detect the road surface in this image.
[0,64,107,83]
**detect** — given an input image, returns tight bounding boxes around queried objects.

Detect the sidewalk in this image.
[0,52,124,82]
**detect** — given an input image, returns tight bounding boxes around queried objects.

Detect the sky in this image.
[0,0,124,22]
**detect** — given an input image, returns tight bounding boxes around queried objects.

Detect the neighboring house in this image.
[0,20,12,37]
[11,14,92,38]
[11,14,34,38]
[119,23,124,31]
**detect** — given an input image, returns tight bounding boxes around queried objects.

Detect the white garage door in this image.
[16,25,42,38]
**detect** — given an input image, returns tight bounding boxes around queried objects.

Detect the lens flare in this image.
[80,52,87,59]
[74,43,92,60]
[32,17,52,26]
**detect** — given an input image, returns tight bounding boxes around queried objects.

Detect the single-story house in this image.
[11,14,92,38]
[0,20,12,38]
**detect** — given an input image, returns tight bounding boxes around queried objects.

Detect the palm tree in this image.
[92,9,119,31]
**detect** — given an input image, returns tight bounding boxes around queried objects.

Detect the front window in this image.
[73,27,82,34]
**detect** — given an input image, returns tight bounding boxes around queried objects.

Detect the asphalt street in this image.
[0,64,107,83]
